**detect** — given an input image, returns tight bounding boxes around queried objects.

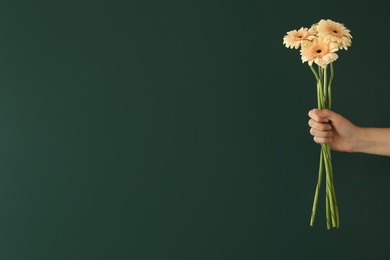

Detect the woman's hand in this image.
[308,109,358,153]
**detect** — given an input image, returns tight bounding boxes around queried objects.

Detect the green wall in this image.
[0,0,389,259]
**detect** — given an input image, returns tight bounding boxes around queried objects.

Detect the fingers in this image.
[308,109,330,123]
[310,125,332,138]
[308,108,345,126]
[309,125,333,144]
[308,118,332,131]
[308,111,333,144]
[313,135,333,144]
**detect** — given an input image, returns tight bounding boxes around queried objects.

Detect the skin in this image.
[308,109,390,156]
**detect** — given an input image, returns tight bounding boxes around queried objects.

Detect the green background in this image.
[0,0,390,259]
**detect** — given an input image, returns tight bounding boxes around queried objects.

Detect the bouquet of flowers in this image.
[282,19,352,229]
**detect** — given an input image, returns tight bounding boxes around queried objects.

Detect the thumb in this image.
[309,109,342,123]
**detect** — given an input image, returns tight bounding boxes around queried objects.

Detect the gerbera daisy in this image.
[317,19,352,50]
[300,37,339,68]
[308,23,318,35]
[283,27,316,49]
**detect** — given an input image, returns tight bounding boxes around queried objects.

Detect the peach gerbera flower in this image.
[283,27,316,49]
[300,37,339,68]
[317,19,352,50]
[308,23,318,35]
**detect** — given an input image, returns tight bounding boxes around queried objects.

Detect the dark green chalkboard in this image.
[0,0,389,259]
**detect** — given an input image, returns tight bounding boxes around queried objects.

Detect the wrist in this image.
[349,126,365,153]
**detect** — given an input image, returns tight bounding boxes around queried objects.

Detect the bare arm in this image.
[353,127,390,156]
[308,109,390,156]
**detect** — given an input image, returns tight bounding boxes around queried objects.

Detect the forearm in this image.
[353,127,390,156]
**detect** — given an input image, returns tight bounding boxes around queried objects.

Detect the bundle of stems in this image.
[309,63,340,229]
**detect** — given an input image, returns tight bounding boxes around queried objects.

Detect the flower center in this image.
[316,49,322,53]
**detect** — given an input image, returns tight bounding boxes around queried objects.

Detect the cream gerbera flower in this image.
[308,23,318,35]
[283,27,316,49]
[300,37,339,68]
[317,19,352,50]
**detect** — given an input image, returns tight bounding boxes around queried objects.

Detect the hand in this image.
[308,109,358,153]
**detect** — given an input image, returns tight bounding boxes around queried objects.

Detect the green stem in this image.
[309,66,323,109]
[328,63,334,109]
[323,146,336,227]
[318,65,323,79]
[325,143,339,227]
[323,66,327,106]
[326,184,331,229]
[309,63,339,229]
[310,148,324,226]
[310,65,320,82]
